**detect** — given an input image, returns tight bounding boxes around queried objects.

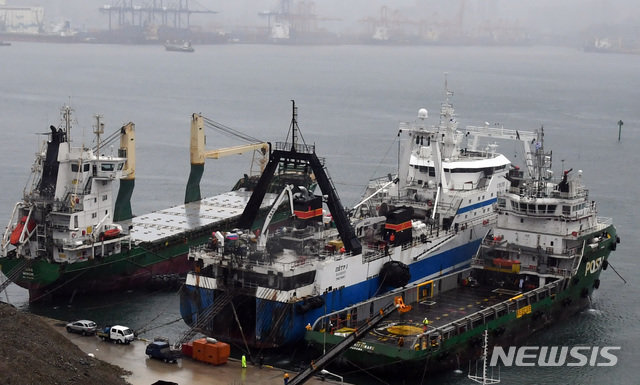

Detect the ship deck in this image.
[358,284,518,346]
[123,191,278,243]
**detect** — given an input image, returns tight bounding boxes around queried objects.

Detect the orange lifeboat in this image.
[103,228,121,239]
[10,216,36,245]
[492,258,520,267]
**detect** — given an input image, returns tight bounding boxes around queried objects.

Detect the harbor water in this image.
[1,42,639,384]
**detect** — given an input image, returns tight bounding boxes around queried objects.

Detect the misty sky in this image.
[4,0,639,38]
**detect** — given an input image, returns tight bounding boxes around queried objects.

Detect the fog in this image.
[4,0,639,44]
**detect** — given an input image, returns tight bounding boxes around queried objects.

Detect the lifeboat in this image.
[102,228,121,239]
[10,216,36,245]
[492,258,520,267]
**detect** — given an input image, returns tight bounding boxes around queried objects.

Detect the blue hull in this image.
[180,239,481,347]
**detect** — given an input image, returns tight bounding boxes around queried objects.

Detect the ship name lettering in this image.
[585,257,604,276]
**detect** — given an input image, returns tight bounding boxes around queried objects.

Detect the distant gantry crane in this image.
[258,0,340,40]
[99,0,217,31]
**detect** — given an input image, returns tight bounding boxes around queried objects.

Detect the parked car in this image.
[66,320,97,336]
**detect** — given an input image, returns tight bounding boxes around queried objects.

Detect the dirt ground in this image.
[0,302,131,385]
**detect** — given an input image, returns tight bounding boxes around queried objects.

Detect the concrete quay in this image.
[47,320,345,385]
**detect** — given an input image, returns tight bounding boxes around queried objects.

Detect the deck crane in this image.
[184,113,268,203]
[256,184,295,251]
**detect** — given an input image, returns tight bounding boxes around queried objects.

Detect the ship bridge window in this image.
[71,164,79,172]
[497,198,506,208]
[519,203,527,212]
[84,163,90,172]
[537,205,546,213]
[101,163,115,171]
[547,205,557,214]
[528,204,536,213]
[450,168,483,174]
[562,205,571,215]
[511,201,518,210]
[117,162,124,171]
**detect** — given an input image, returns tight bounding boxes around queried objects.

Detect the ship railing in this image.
[550,188,589,200]
[480,237,581,260]
[311,268,469,331]
[470,257,487,266]
[597,217,612,227]
[391,197,461,212]
[1,202,22,254]
[474,256,574,278]
[311,268,569,352]
[274,141,316,155]
[411,278,567,351]
[190,244,318,271]
[464,125,536,142]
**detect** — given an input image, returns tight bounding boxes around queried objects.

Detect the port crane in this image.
[100,0,217,31]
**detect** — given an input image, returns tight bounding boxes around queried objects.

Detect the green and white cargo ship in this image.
[0,106,299,302]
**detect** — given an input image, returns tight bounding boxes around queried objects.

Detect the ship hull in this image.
[304,225,617,376]
[180,237,482,348]
[0,234,207,302]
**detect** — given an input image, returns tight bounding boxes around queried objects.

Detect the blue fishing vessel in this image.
[179,86,535,348]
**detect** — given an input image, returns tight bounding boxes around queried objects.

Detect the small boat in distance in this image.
[165,40,194,52]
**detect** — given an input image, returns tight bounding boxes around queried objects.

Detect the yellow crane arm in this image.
[190,113,268,164]
[203,142,268,159]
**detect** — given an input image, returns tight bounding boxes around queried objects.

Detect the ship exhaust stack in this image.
[38,125,67,198]
[114,122,136,222]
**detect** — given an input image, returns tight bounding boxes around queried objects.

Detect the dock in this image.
[46,318,345,385]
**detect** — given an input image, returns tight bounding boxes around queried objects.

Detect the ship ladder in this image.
[0,258,30,295]
[35,224,47,255]
[175,290,235,347]
[288,299,400,385]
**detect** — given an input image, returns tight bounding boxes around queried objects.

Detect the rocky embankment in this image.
[0,302,130,385]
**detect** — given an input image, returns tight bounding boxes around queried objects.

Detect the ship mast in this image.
[285,99,308,152]
[62,105,73,151]
[94,114,104,156]
[468,329,500,385]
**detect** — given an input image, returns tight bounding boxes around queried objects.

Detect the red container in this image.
[181,342,193,358]
[192,338,230,365]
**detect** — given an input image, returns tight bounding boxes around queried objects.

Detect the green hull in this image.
[0,224,222,301]
[1,201,292,301]
[305,225,617,374]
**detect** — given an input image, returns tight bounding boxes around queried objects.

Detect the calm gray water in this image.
[1,42,639,384]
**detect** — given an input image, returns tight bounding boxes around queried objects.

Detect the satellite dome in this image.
[418,108,428,119]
